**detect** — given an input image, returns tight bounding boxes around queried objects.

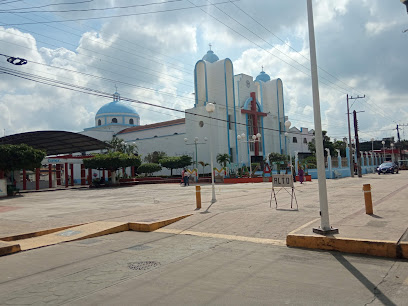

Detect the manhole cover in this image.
[127,244,152,251]
[128,261,160,271]
[57,230,82,237]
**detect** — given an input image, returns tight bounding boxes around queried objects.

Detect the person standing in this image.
[181,168,186,186]
[184,169,190,186]
[298,167,304,184]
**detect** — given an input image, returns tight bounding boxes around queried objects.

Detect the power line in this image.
[0,0,184,13]
[0,0,239,25]
[0,0,93,10]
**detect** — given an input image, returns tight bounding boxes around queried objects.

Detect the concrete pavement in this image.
[0,171,407,258]
[1,172,408,304]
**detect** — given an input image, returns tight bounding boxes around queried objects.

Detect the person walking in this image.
[298,166,304,184]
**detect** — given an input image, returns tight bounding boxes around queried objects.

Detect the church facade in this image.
[81,49,303,174]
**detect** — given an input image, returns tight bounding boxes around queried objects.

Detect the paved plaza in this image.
[0,172,407,304]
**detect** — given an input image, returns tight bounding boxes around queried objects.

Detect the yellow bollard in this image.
[195,186,201,209]
[363,184,373,215]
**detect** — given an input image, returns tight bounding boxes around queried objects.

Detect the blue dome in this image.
[255,71,271,82]
[96,101,139,116]
[202,50,219,63]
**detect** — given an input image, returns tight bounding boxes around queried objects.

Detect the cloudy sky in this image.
[0,0,407,143]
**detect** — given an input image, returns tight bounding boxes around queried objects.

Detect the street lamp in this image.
[307,0,337,235]
[382,140,385,162]
[285,121,292,174]
[391,143,395,162]
[237,132,262,176]
[206,102,216,204]
[184,137,208,182]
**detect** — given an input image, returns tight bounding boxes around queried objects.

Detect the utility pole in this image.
[346,94,365,177]
[397,124,408,160]
[353,110,364,177]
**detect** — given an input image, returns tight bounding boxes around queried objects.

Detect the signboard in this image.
[42,158,84,165]
[272,174,293,188]
[0,179,7,197]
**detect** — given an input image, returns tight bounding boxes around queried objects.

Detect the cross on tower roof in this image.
[209,43,212,50]
[261,65,264,72]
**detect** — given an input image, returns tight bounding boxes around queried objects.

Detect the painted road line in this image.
[288,218,320,235]
[155,228,286,246]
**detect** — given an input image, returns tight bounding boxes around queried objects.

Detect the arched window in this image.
[129,118,134,125]
[292,137,298,143]
[154,135,158,138]
[174,132,178,135]
[111,118,118,123]
[303,138,308,144]
[97,119,101,126]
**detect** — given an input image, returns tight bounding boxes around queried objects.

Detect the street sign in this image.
[272,174,293,188]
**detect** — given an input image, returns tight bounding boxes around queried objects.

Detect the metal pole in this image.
[209,114,216,203]
[307,0,337,234]
[195,141,198,182]
[249,141,252,177]
[347,94,354,177]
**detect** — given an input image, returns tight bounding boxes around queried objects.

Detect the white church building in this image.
[81,48,312,173]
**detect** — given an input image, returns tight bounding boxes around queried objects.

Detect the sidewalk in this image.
[0,171,407,258]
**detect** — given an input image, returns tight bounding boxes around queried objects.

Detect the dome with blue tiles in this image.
[96,92,139,116]
[255,69,271,82]
[202,49,219,63]
[95,92,140,127]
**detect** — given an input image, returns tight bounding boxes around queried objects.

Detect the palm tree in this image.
[198,161,209,177]
[216,153,231,168]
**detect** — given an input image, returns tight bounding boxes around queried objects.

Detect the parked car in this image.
[377,162,399,174]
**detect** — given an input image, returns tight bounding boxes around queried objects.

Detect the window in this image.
[111,118,118,123]
[129,118,134,125]
[292,137,298,143]
[228,115,232,130]
[97,119,101,126]
[303,138,308,144]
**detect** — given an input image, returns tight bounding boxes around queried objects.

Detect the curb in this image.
[0,214,192,256]
[286,234,404,259]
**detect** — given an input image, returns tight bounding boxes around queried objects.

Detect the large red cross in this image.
[241,92,267,156]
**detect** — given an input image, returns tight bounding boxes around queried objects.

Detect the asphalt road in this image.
[0,230,407,305]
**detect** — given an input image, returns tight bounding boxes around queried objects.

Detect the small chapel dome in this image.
[202,50,219,63]
[255,70,271,82]
[96,92,139,117]
[95,92,140,127]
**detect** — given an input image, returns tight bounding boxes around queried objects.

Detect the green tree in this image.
[144,151,167,164]
[105,137,138,155]
[159,155,192,176]
[0,144,46,172]
[268,152,288,172]
[178,155,193,169]
[137,163,162,176]
[198,161,209,177]
[84,152,141,184]
[308,131,336,156]
[216,153,231,168]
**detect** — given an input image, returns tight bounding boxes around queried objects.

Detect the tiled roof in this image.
[117,118,185,134]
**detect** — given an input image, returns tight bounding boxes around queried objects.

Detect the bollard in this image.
[195,185,201,209]
[363,184,373,214]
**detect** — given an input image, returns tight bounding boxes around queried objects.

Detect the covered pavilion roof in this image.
[0,131,108,155]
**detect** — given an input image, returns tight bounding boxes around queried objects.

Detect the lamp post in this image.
[285,120,292,174]
[184,137,208,182]
[307,0,337,234]
[391,143,395,162]
[382,141,385,162]
[237,132,261,177]
[206,102,216,204]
